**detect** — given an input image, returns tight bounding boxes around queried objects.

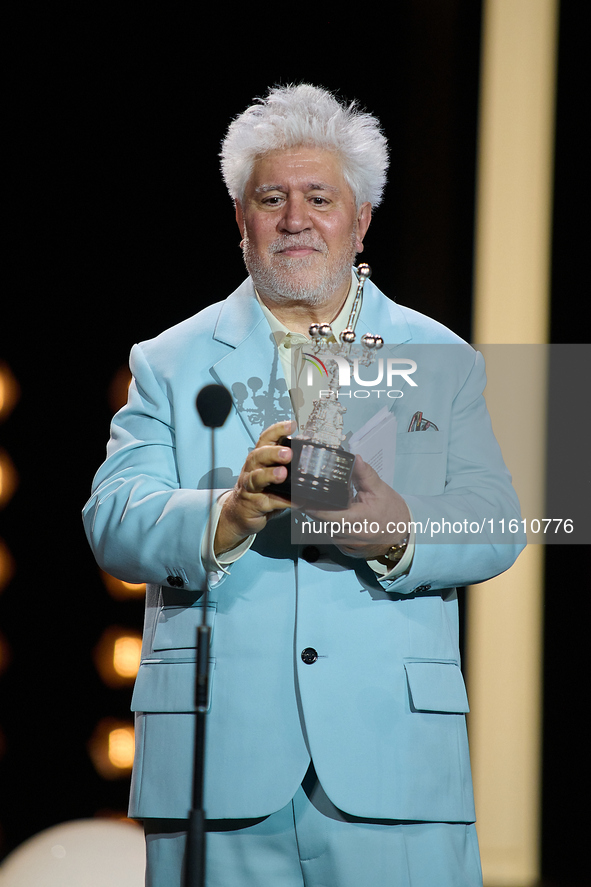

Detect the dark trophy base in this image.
[269,437,355,509]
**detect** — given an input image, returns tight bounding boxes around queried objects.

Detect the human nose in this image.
[278,194,312,234]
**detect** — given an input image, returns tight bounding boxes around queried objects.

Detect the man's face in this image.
[235,147,372,307]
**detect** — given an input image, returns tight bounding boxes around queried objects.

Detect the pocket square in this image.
[408,411,439,432]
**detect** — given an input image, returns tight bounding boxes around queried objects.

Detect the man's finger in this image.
[243,464,289,494]
[256,420,296,448]
[245,443,292,474]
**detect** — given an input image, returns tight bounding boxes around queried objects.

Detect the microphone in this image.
[187,383,233,886]
[196,384,232,428]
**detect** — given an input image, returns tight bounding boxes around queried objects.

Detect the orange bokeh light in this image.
[0,449,19,509]
[0,363,20,422]
[100,571,146,600]
[88,718,135,780]
[94,627,142,687]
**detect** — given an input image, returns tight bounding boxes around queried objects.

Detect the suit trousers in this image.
[144,766,483,887]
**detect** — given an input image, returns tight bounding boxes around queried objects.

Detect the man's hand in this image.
[214,421,295,556]
[306,455,411,560]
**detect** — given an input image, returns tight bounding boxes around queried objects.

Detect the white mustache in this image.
[269,236,327,255]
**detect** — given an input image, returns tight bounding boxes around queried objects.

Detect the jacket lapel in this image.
[355,279,419,405]
[207,275,414,445]
[209,279,292,445]
[356,278,413,346]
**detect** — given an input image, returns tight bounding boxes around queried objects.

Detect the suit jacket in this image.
[83,276,524,822]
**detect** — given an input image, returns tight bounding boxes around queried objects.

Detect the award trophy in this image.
[275,264,383,508]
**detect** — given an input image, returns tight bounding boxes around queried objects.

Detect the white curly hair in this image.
[220,84,389,209]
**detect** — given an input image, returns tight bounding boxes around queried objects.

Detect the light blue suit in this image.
[83,276,523,829]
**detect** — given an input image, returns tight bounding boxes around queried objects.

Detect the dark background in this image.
[1,4,587,884]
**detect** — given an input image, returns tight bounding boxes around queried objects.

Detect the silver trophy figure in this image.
[275,264,384,508]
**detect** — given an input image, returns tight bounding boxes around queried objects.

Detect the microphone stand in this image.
[185,384,232,887]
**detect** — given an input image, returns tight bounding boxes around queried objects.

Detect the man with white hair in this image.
[84,84,523,886]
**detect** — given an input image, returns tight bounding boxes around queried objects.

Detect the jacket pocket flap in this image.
[404,660,469,713]
[153,603,216,651]
[131,660,215,713]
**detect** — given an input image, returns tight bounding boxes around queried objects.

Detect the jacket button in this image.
[413,584,431,593]
[301,647,318,665]
[167,575,184,588]
[302,546,320,563]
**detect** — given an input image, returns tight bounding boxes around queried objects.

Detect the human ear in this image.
[355,202,372,252]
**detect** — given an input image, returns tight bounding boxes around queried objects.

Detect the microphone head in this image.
[196,384,233,428]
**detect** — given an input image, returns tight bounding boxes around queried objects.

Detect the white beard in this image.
[242,231,358,307]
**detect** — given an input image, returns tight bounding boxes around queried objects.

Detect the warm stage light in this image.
[0,449,19,508]
[108,366,132,413]
[0,538,15,593]
[100,571,146,600]
[94,627,142,687]
[0,363,20,422]
[113,635,142,678]
[88,718,135,780]
[108,727,135,770]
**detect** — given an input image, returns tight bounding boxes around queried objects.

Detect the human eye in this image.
[309,195,330,207]
[259,196,285,211]
[258,190,285,207]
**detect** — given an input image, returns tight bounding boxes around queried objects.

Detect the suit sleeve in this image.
[82,343,214,591]
[377,348,526,595]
